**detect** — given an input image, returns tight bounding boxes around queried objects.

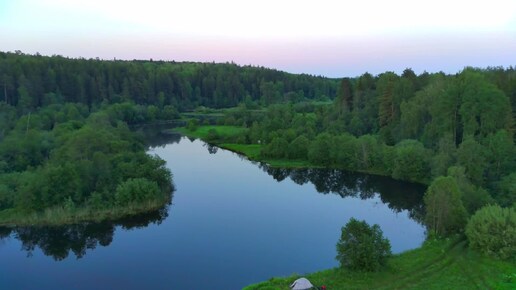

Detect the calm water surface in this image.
[0,133,426,290]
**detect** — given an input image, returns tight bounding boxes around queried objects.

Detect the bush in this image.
[262,137,289,158]
[115,178,161,206]
[336,218,392,272]
[186,119,199,131]
[465,205,515,260]
[287,135,310,159]
[206,129,219,142]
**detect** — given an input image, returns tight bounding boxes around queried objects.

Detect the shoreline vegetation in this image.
[0,52,513,288]
[0,104,175,227]
[243,237,515,290]
[0,195,171,227]
[173,125,419,183]
[174,124,515,289]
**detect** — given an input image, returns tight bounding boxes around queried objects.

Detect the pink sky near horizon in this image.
[1,0,515,77]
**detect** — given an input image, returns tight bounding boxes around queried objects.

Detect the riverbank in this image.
[172,125,424,183]
[244,237,515,290]
[0,196,170,227]
[172,126,316,168]
[174,125,515,289]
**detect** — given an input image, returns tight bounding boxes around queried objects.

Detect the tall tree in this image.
[377,72,398,128]
[335,77,353,113]
[424,176,467,236]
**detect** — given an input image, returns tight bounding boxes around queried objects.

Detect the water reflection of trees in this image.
[204,143,219,154]
[133,123,183,148]
[0,205,170,261]
[260,165,425,223]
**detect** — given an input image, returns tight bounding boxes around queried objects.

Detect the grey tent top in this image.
[290,277,314,290]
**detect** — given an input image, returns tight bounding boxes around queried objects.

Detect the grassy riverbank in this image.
[176,125,515,289]
[244,237,516,290]
[174,125,247,140]
[0,196,170,227]
[175,125,414,175]
[219,143,316,168]
[172,126,317,168]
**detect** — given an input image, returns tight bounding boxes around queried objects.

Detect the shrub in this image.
[206,129,219,142]
[287,135,310,159]
[465,205,515,260]
[262,137,289,158]
[336,218,392,272]
[186,119,199,131]
[115,178,161,206]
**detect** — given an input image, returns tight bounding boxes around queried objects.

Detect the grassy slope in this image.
[244,238,516,290]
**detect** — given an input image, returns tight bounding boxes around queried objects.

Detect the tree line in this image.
[207,67,515,260]
[0,51,337,111]
[217,68,514,208]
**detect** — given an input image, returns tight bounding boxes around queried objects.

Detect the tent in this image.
[290,277,314,290]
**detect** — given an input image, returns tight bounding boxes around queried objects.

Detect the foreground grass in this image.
[244,238,516,290]
[0,197,170,227]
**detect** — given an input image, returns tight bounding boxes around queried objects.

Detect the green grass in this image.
[219,144,319,168]
[176,125,381,170]
[173,125,319,169]
[219,143,262,160]
[244,237,516,290]
[263,159,317,168]
[0,196,170,227]
[174,125,247,140]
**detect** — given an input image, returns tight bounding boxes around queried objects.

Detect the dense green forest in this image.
[196,68,515,212]
[178,66,515,266]
[0,51,336,111]
[0,51,514,235]
[0,51,338,225]
[0,51,514,288]
[0,103,174,225]
[183,66,516,288]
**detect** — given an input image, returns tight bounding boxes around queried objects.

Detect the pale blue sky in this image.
[1,0,515,77]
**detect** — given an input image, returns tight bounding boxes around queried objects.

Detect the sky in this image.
[1,0,515,77]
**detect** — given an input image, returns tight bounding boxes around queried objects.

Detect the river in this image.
[0,133,426,290]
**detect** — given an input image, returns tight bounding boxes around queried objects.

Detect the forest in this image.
[0,51,336,111]
[0,51,514,248]
[198,68,515,212]
[178,65,516,264]
[0,51,337,224]
[0,51,514,289]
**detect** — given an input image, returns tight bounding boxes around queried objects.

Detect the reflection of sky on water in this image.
[1,136,425,290]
